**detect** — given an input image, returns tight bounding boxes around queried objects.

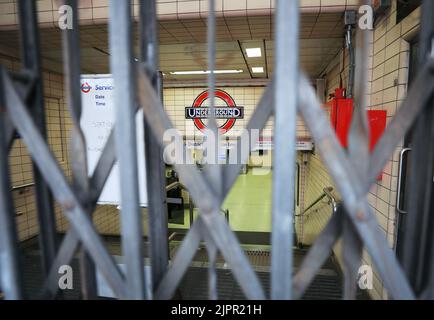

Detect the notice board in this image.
[80,74,148,206]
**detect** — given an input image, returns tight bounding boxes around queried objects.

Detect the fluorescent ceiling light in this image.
[213,69,243,74]
[252,67,264,73]
[169,70,243,75]
[246,47,262,58]
[170,70,207,75]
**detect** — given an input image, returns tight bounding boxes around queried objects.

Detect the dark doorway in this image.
[395,30,434,297]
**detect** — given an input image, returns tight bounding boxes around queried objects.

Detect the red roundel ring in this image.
[81,82,91,93]
[192,89,237,134]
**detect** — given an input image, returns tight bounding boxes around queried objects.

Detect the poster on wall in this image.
[80,74,148,206]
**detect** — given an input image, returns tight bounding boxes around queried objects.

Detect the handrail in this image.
[323,187,338,215]
[11,182,35,191]
[165,180,229,225]
[168,232,177,242]
[166,181,183,192]
[296,186,338,217]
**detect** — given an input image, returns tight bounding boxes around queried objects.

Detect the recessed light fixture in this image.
[169,70,243,75]
[246,47,262,58]
[213,69,243,74]
[252,67,264,73]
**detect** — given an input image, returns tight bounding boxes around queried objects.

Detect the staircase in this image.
[17,237,369,300]
[172,246,369,300]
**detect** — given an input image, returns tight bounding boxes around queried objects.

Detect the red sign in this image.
[81,82,92,93]
[188,89,243,134]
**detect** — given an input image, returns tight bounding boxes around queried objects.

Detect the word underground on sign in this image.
[185,107,244,120]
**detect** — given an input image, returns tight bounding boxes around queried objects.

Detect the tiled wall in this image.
[301,3,420,300]
[164,86,270,136]
[6,57,312,243]
[2,53,126,242]
[55,205,149,237]
[1,53,68,242]
[2,0,422,300]
[163,86,310,171]
[163,86,308,137]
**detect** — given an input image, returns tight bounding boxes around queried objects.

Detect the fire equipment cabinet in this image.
[324,88,387,179]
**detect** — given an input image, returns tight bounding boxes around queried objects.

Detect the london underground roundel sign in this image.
[185,89,244,134]
[81,82,92,93]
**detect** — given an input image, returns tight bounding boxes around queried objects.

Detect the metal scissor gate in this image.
[1,0,434,300]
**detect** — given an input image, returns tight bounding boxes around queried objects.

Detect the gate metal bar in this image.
[204,0,219,300]
[293,208,342,299]
[298,72,414,299]
[2,69,128,298]
[17,0,58,278]
[137,70,266,299]
[402,0,434,296]
[342,15,368,300]
[1,0,434,300]
[61,0,97,299]
[139,0,169,292]
[109,0,145,299]
[271,0,299,300]
[0,70,22,299]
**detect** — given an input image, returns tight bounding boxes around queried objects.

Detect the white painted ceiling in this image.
[0,12,345,82]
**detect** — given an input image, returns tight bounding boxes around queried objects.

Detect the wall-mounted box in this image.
[324,88,387,179]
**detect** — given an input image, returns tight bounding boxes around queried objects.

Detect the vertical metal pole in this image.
[205,240,218,300]
[139,0,169,292]
[61,0,97,299]
[0,70,23,300]
[205,0,219,300]
[17,0,57,276]
[205,0,221,193]
[345,25,355,99]
[109,0,145,299]
[271,0,299,300]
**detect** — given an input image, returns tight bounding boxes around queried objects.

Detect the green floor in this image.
[168,169,272,233]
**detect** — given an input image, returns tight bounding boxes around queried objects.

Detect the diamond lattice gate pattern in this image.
[0,0,433,300]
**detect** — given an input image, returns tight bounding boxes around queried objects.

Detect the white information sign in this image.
[80,74,148,206]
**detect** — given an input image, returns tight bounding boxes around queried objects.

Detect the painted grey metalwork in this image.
[2,68,127,298]
[140,0,169,293]
[401,0,434,298]
[1,0,434,301]
[18,0,58,278]
[203,0,220,301]
[271,0,299,300]
[109,0,145,300]
[61,0,97,299]
[0,72,22,299]
[137,70,266,299]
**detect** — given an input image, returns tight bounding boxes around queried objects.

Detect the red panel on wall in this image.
[367,110,387,151]
[324,89,387,180]
[334,98,353,148]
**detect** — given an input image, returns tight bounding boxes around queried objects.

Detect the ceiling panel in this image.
[0,12,345,80]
